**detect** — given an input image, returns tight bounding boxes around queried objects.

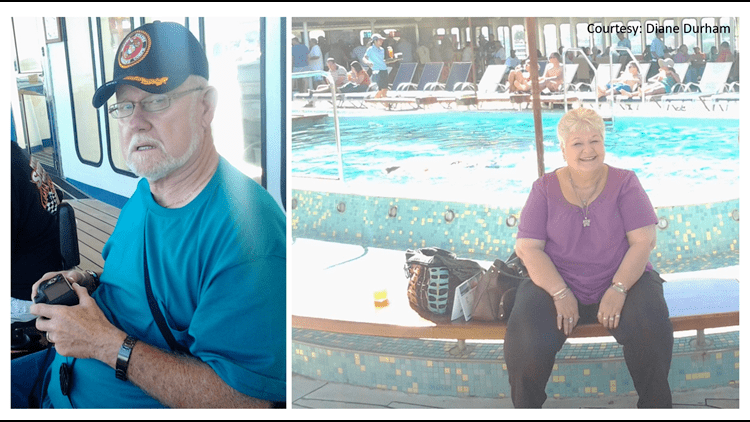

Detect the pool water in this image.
[291,112,739,207]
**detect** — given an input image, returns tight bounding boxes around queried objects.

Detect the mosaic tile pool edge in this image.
[292,328,739,400]
[291,190,739,273]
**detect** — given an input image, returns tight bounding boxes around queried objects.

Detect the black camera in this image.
[33,274,79,306]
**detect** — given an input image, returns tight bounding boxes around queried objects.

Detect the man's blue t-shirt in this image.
[47,157,286,408]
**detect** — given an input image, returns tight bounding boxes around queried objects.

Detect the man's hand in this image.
[31,282,125,366]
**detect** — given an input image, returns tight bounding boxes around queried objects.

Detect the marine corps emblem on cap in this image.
[119,31,151,69]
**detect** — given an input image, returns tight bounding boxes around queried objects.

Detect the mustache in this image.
[127,133,165,154]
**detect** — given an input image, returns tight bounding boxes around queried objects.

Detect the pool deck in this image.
[291,238,740,409]
[292,372,739,409]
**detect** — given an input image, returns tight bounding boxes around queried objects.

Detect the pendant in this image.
[583,218,591,227]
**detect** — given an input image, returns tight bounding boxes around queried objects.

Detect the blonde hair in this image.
[557,107,605,150]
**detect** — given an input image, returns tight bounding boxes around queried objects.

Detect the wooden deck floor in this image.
[68,198,120,273]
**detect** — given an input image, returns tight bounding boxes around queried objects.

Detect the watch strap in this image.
[116,335,138,381]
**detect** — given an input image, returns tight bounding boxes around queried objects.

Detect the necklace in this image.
[568,169,602,228]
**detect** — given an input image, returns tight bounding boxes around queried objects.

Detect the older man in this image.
[11,21,285,409]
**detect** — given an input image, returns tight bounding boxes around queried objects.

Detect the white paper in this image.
[11,298,36,323]
[452,272,481,322]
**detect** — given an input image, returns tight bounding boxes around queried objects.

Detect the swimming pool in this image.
[292,112,739,207]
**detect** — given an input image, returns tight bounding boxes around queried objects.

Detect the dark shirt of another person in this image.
[11,141,62,300]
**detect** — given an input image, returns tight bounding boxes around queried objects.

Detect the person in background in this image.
[395,35,414,63]
[11,21,286,409]
[673,44,689,63]
[11,141,63,300]
[338,61,371,93]
[308,57,348,96]
[717,41,733,62]
[363,33,389,98]
[308,38,324,87]
[538,52,564,92]
[596,60,641,98]
[493,41,506,64]
[505,107,673,408]
[686,46,707,84]
[291,36,310,93]
[615,32,631,63]
[623,58,680,98]
[415,39,431,82]
[507,58,537,93]
[351,37,369,73]
[504,50,520,74]
[707,46,719,62]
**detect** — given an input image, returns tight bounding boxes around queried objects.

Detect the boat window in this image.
[204,17,264,181]
[591,21,604,54]
[66,17,103,166]
[608,21,623,47]
[682,18,698,50]
[719,17,733,46]
[644,19,658,50]
[99,17,136,176]
[559,23,571,51]
[496,26,511,54]
[701,18,717,53]
[543,23,557,56]
[511,25,526,59]
[627,20,642,55]
[663,19,676,50]
[575,23,590,49]
[12,17,45,74]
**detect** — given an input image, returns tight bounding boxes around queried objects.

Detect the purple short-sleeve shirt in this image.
[517,165,658,304]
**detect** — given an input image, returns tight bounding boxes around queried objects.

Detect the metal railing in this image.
[562,47,597,111]
[291,70,344,182]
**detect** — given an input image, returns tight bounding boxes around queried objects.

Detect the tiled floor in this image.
[292,372,739,409]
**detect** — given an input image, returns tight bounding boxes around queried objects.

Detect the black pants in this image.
[504,270,673,408]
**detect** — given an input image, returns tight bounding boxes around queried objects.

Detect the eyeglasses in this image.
[108,87,205,119]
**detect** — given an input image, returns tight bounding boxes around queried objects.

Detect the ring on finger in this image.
[45,332,52,343]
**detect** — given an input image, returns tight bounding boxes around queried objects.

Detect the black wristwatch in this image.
[116,335,138,381]
[84,270,100,294]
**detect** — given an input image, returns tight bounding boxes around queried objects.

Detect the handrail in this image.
[291,70,344,182]
[563,48,597,110]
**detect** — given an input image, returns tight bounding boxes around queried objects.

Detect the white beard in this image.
[125,124,201,181]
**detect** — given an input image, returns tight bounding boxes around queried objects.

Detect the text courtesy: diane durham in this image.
[587,22,731,35]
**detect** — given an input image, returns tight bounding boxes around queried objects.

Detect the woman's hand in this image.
[597,287,626,329]
[553,293,579,336]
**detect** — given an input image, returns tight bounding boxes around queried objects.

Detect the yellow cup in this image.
[373,289,389,308]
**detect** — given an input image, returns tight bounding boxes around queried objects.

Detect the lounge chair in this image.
[572,63,622,93]
[423,62,473,94]
[535,64,581,108]
[701,81,739,111]
[395,62,444,92]
[389,62,418,91]
[366,62,474,109]
[476,64,579,110]
[436,64,507,108]
[662,62,734,111]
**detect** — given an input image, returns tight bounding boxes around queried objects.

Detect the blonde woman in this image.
[505,108,673,408]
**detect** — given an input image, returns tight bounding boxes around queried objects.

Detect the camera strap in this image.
[143,234,191,355]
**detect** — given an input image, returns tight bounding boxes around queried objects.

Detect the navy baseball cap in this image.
[92,21,209,108]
